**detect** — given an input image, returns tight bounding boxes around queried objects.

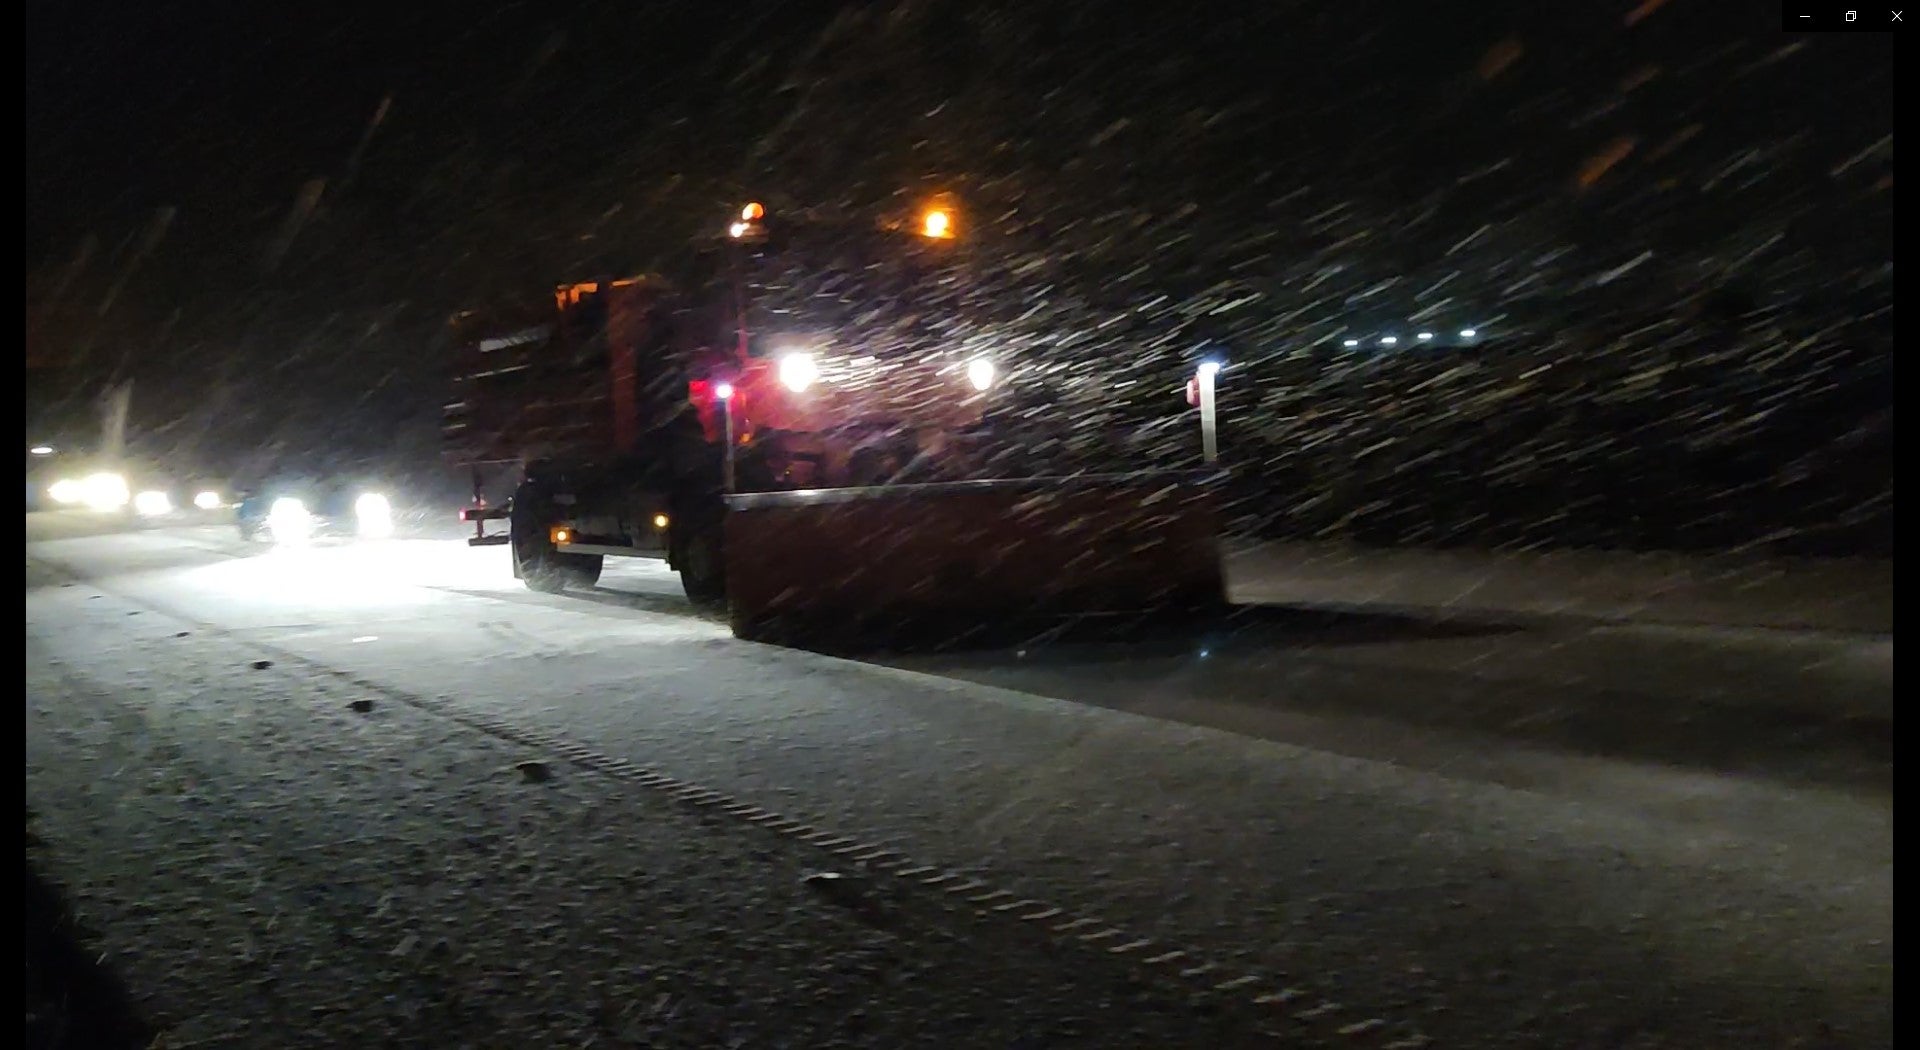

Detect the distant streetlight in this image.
[1417,332,1434,341]
[1379,336,1399,346]
[29,445,54,455]
[1459,328,1478,339]
[1342,339,1360,348]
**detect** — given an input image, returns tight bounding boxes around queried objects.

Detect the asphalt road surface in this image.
[25,513,1891,1048]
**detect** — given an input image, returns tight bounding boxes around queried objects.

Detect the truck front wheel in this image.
[672,526,726,608]
[509,485,603,593]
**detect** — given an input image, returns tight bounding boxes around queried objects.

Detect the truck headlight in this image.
[48,478,82,505]
[967,358,996,392]
[81,473,131,511]
[268,497,312,543]
[193,490,224,510]
[355,493,394,538]
[778,352,819,393]
[134,490,173,517]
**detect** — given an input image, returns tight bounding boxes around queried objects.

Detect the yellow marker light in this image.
[550,526,572,546]
[921,208,953,239]
[652,513,670,530]
[741,201,765,221]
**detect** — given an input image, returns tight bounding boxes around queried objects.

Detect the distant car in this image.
[235,482,395,545]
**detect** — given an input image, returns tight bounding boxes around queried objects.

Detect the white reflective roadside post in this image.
[1196,361,1222,465]
[715,382,737,492]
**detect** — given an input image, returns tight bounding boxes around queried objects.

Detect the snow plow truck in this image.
[443,201,1225,644]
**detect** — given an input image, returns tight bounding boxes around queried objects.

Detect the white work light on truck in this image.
[777,352,818,392]
[1195,360,1224,466]
[966,358,996,392]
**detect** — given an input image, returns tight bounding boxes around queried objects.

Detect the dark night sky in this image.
[25,1,1893,477]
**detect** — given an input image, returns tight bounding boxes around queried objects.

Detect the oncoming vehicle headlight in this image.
[267,497,313,544]
[193,490,224,510]
[133,490,173,517]
[48,478,82,505]
[81,473,131,512]
[355,493,394,538]
[966,358,996,392]
[777,352,818,393]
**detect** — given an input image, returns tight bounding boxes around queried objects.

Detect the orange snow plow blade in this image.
[722,471,1227,647]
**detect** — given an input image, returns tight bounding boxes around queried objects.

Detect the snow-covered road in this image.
[25,519,1892,1047]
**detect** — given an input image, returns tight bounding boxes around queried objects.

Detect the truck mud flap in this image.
[721,471,1227,649]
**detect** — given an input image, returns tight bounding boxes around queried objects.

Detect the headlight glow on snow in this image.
[355,492,394,538]
[194,490,224,510]
[777,352,818,393]
[134,490,173,516]
[966,358,996,392]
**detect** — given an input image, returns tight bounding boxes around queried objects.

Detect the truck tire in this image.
[672,525,726,608]
[509,484,603,593]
